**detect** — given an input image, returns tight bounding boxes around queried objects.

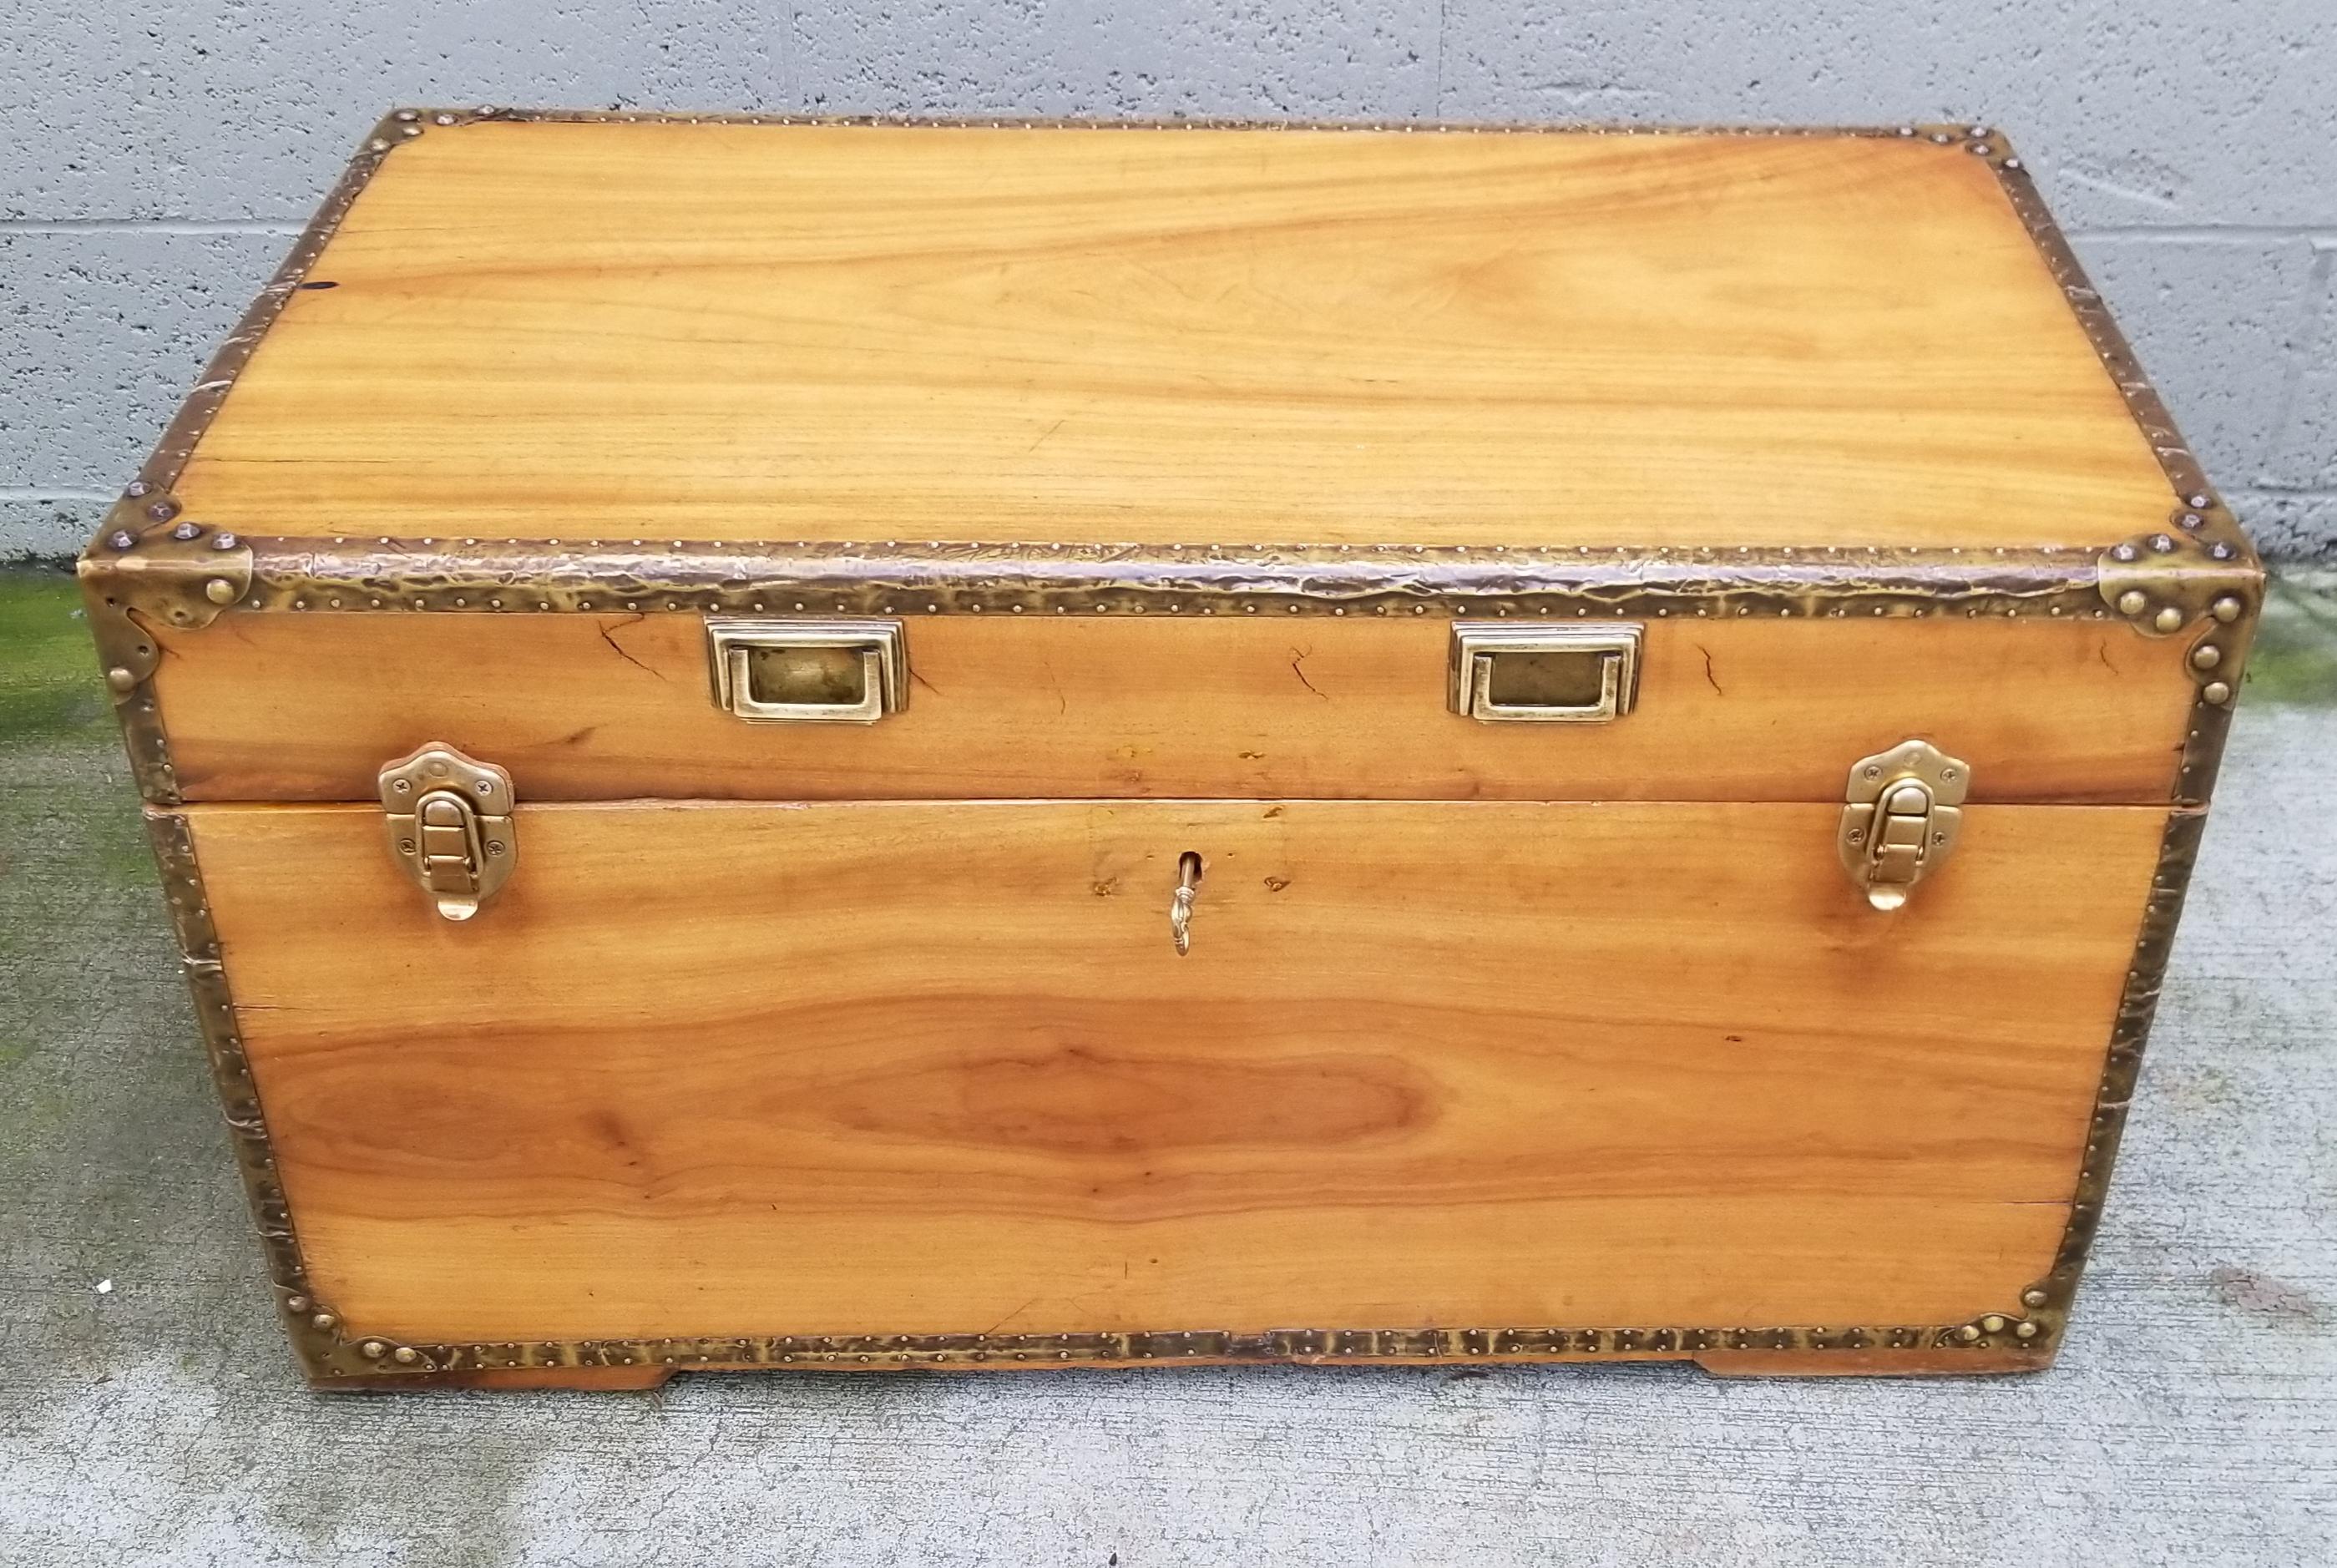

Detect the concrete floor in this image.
[3,568,2331,1566]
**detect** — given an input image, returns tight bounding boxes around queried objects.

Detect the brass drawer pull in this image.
[706,618,907,724]
[1449,623,1642,723]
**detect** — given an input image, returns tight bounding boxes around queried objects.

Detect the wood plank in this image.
[157,613,2195,805]
[171,124,2173,549]
[187,797,2162,1345]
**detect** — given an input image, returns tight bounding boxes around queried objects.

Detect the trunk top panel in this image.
[157,117,2184,553]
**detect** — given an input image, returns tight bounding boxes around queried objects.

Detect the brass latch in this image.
[378,743,516,921]
[1839,740,1967,911]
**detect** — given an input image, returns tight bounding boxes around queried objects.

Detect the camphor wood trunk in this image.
[85,113,2260,1387]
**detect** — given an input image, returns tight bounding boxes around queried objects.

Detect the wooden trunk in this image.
[84,114,2260,1387]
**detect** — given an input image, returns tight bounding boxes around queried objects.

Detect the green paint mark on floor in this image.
[0,569,104,741]
[2248,571,2337,708]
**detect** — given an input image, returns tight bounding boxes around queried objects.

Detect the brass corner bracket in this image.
[78,501,253,803]
[2097,526,2261,716]
[78,499,252,693]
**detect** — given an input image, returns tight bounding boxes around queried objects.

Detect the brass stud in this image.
[2152,605,2183,634]
[286,1295,310,1313]
[311,1312,336,1331]
[2211,595,2243,623]
[361,1339,387,1358]
[2191,645,2221,670]
[2202,680,2232,706]
[392,1345,420,1364]
[1956,1324,1980,1342]
[2015,1322,2040,1339]
[1980,1314,2007,1333]
[105,667,136,692]
[205,577,239,604]
[2115,589,2147,617]
[2021,1287,2048,1308]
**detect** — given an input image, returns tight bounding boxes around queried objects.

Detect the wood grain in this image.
[187,797,2162,1345]
[157,613,2195,805]
[171,124,2173,549]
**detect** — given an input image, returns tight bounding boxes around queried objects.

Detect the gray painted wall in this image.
[5,1,2332,559]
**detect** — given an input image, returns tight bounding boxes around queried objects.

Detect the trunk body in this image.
[83,115,2259,1385]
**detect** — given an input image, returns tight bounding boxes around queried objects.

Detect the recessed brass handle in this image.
[1449,623,1642,723]
[706,618,907,724]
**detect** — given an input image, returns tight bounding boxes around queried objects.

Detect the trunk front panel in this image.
[185,797,2157,1347]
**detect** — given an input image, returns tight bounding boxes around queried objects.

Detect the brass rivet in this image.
[361,1339,387,1358]
[2211,595,2243,623]
[205,577,238,604]
[1980,1314,2007,1333]
[2202,680,2232,706]
[2191,645,2221,670]
[105,666,136,692]
[2152,605,2183,634]
[286,1294,310,1313]
[1956,1324,1980,1342]
[311,1312,336,1331]
[2021,1288,2048,1308]
[2015,1322,2040,1339]
[2115,590,2147,617]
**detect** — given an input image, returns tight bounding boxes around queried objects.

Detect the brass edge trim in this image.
[1975,130,2265,805]
[400,106,1996,139]
[78,112,397,802]
[239,538,2109,620]
[146,811,347,1380]
[307,1318,2051,1384]
[2014,807,2207,1350]
[131,116,405,501]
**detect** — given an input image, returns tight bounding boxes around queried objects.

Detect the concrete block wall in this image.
[5,1,2332,559]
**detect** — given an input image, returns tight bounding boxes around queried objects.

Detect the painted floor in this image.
[3,569,2331,1567]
